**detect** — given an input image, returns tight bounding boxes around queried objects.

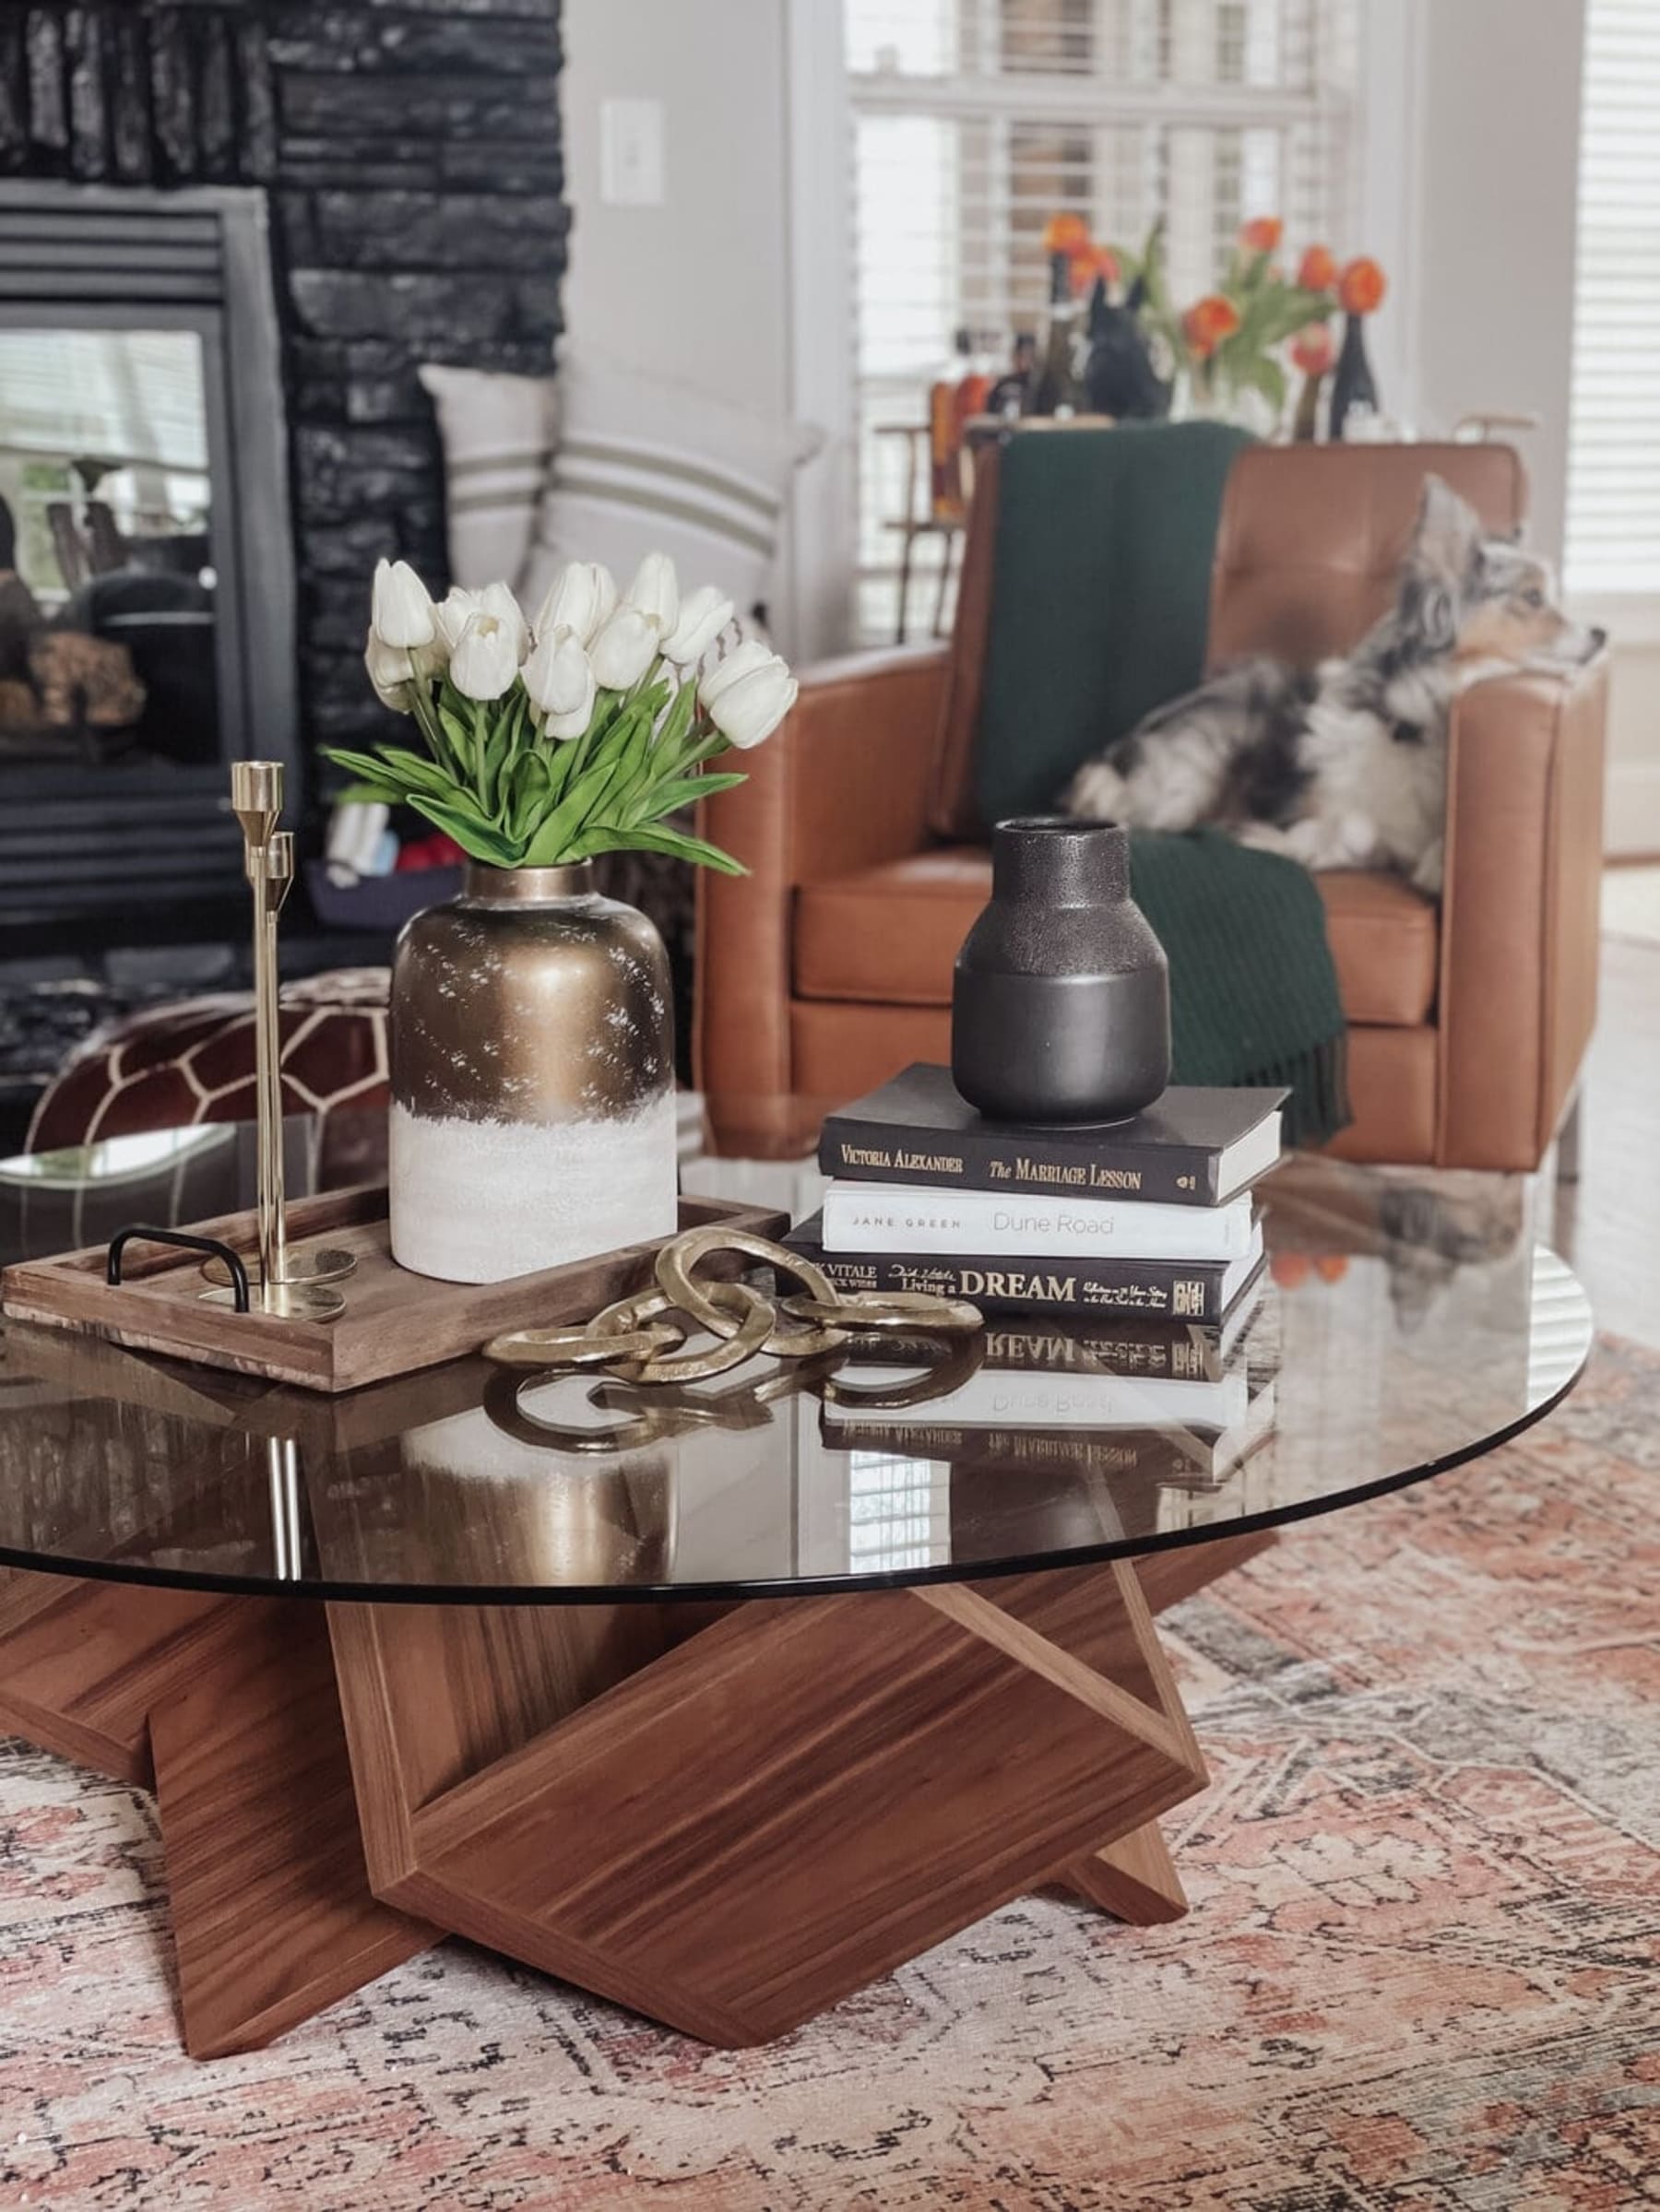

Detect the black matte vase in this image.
[952,817,1170,1126]
[1329,312,1379,441]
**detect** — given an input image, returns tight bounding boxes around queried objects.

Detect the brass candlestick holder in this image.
[201,760,355,1319]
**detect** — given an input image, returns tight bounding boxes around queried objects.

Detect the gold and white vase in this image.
[388,861,678,1283]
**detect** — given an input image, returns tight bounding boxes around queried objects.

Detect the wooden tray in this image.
[0,1186,788,1395]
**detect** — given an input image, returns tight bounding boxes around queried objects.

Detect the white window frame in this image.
[1563,0,1660,629]
[785,0,1395,665]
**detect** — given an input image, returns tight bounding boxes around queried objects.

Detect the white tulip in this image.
[662,585,735,666]
[699,641,798,750]
[448,611,521,703]
[626,550,680,637]
[364,624,418,712]
[370,558,435,650]
[589,605,660,691]
[478,579,529,664]
[433,586,482,656]
[521,624,597,739]
[533,560,619,649]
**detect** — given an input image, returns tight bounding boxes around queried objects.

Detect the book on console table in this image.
[819,1065,1286,1208]
[821,1182,1257,1262]
[787,1214,1264,1326]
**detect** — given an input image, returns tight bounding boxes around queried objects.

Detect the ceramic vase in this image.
[388,861,677,1283]
[952,816,1170,1126]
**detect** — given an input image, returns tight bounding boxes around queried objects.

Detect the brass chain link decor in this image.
[483,1223,982,1395]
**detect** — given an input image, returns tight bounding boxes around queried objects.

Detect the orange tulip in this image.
[1338,255,1387,314]
[1314,1254,1350,1284]
[1298,243,1338,292]
[1042,211,1091,256]
[1182,294,1240,360]
[1289,321,1335,377]
[1239,216,1283,255]
[1271,1251,1312,1288]
[1068,242,1121,293]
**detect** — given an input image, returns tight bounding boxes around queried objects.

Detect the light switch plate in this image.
[600,98,667,207]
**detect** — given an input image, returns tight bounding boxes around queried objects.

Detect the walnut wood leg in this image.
[1056,1532,1279,1929]
[148,1596,434,2059]
[0,1566,242,1786]
[1133,1527,1278,1616]
[328,1558,1208,2048]
[1064,1821,1188,1923]
[0,1567,433,2059]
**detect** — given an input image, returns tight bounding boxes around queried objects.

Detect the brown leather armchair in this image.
[695,442,1607,1167]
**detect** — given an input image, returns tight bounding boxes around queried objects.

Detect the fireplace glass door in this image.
[0,185,295,924]
[0,321,224,773]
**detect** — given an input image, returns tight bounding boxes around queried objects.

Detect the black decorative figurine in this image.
[952,818,1170,1126]
[1082,276,1171,421]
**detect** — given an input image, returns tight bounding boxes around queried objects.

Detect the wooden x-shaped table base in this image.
[0,1534,1270,2058]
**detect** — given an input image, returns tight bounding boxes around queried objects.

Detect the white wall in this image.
[1381,0,1587,568]
[1372,0,1660,852]
[560,0,855,657]
[560,0,791,417]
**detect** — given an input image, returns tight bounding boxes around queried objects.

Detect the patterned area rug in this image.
[2,1339,1656,2212]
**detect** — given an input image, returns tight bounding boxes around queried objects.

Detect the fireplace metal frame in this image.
[0,182,298,922]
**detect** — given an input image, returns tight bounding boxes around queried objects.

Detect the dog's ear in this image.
[1399,476,1482,651]
[1411,476,1483,584]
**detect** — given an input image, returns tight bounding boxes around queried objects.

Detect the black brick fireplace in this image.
[0,0,567,1140]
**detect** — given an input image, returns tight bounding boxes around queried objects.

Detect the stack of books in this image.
[788,1063,1288,1520]
[788,1064,1285,1330]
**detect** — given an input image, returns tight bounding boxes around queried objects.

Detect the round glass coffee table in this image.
[0,1122,1592,2060]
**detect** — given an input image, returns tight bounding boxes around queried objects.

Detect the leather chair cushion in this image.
[794,848,1438,1029]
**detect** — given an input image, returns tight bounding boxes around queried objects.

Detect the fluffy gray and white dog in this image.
[1064,477,1602,894]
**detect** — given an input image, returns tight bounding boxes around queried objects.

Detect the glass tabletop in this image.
[0,1110,1592,1603]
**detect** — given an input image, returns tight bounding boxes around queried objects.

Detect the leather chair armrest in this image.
[693,645,950,1128]
[1437,655,1608,1168]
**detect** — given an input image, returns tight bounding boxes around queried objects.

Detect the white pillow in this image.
[419,363,559,590]
[517,344,822,623]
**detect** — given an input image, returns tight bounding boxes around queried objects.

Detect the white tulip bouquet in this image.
[325,552,797,874]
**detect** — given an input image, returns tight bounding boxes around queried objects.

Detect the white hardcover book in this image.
[821,1181,1256,1260]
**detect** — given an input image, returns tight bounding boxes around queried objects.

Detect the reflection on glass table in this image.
[0,1118,1593,1600]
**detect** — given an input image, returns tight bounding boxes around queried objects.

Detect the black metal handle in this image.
[106,1224,252,1314]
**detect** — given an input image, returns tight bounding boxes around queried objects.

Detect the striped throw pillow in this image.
[517,345,821,626]
[419,363,559,590]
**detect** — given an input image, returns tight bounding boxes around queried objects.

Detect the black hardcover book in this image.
[787,1215,1265,1327]
[818,1065,1286,1207]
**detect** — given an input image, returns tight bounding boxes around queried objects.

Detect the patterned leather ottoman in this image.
[27,968,390,1183]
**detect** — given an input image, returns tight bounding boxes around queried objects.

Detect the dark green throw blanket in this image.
[974,422,1350,1146]
[1130,829,1349,1148]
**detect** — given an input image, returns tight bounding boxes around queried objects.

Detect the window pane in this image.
[847,0,1358,642]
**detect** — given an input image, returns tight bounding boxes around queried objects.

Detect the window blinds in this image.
[846,0,1358,642]
[1566,0,1660,597]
